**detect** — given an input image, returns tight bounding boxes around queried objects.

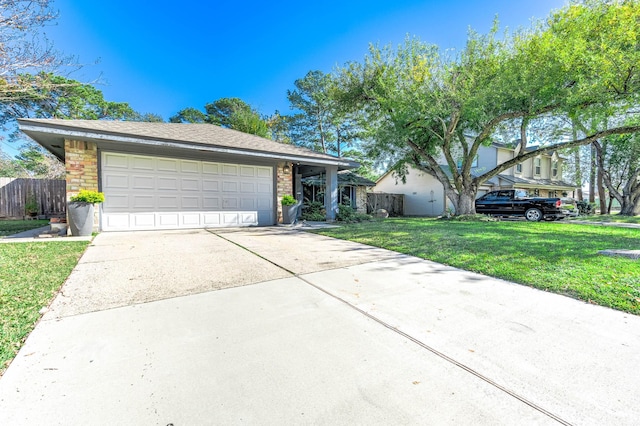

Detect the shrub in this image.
[336,204,372,223]
[24,194,38,214]
[300,201,325,221]
[281,195,297,206]
[438,214,496,222]
[576,201,595,215]
[70,190,105,204]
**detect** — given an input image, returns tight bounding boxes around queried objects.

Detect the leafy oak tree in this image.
[594,130,640,215]
[170,97,271,138]
[336,0,640,214]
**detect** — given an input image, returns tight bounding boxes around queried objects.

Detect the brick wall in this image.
[65,139,98,197]
[65,139,99,229]
[276,162,293,223]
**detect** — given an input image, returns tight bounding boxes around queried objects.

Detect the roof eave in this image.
[18,120,359,168]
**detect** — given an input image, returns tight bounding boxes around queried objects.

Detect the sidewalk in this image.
[0,226,92,243]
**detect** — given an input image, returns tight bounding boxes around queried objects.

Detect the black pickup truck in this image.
[475,189,566,221]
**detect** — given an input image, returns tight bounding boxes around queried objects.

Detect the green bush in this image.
[70,190,105,204]
[281,195,297,206]
[301,201,325,221]
[576,201,595,215]
[336,204,372,223]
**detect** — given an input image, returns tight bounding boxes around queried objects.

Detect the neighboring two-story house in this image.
[373,142,576,216]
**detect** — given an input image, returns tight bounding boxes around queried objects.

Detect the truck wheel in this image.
[525,208,543,222]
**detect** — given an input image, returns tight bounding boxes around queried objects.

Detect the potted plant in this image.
[281,194,300,224]
[68,190,105,236]
[24,194,39,217]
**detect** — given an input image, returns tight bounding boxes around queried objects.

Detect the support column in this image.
[324,165,338,221]
[276,161,293,223]
[65,139,99,230]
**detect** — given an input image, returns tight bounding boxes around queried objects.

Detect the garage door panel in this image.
[222,165,238,176]
[181,214,201,226]
[158,196,179,209]
[222,181,238,192]
[203,213,221,225]
[257,167,271,178]
[104,213,129,229]
[240,182,255,193]
[202,180,219,191]
[104,153,129,169]
[132,156,154,171]
[180,160,199,173]
[157,158,178,173]
[158,214,179,227]
[132,175,154,190]
[240,166,255,177]
[241,212,258,225]
[257,197,272,209]
[104,173,129,189]
[132,195,154,209]
[203,197,220,209]
[104,194,130,209]
[101,152,274,230]
[180,178,200,191]
[202,163,219,175]
[223,213,239,225]
[241,198,255,209]
[132,214,155,227]
[223,198,238,209]
[181,196,199,209]
[257,183,270,194]
[157,177,178,190]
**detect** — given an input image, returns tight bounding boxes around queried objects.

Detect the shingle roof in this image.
[17,118,354,165]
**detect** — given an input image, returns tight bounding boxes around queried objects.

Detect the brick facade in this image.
[65,139,99,228]
[65,139,98,197]
[276,162,293,223]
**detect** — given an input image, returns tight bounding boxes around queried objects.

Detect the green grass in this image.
[0,220,49,237]
[0,241,89,374]
[313,218,640,315]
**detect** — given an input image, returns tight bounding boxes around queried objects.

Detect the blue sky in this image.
[47,0,564,120]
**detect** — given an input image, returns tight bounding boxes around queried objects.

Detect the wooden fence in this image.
[367,192,404,216]
[0,178,66,218]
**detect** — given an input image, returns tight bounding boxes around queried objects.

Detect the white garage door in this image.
[101,152,274,231]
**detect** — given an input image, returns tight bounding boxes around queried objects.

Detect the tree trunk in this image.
[619,196,640,216]
[597,157,607,214]
[589,145,596,203]
[573,144,583,201]
[450,190,477,215]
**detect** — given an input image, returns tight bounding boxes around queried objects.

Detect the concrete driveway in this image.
[1,228,639,425]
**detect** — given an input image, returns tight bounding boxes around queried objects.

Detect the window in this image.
[534,158,541,176]
[552,161,558,178]
[515,163,522,174]
[340,186,356,208]
[456,155,478,169]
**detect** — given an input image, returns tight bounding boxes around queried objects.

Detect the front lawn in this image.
[0,241,89,375]
[313,218,640,315]
[0,219,49,237]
